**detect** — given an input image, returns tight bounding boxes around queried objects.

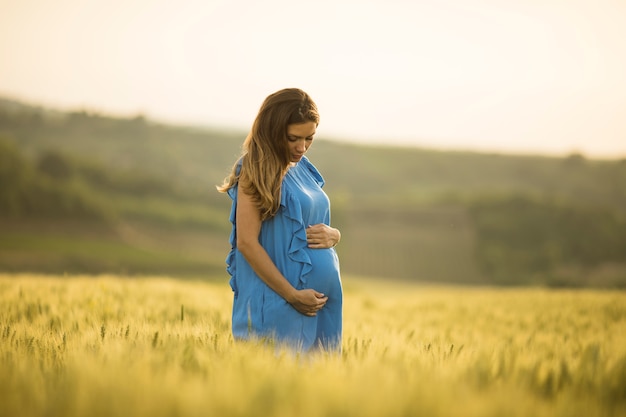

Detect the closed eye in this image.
[288,135,315,142]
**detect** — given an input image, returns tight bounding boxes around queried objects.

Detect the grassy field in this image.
[0,219,229,277]
[1,274,625,417]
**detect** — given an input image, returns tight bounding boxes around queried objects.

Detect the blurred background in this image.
[1,0,625,287]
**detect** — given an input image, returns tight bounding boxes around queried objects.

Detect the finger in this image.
[306,225,326,235]
[306,237,323,245]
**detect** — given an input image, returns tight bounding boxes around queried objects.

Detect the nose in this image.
[295,140,306,153]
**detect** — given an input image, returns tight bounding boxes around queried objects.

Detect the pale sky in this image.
[1,0,625,157]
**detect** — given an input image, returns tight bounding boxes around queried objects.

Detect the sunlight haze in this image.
[1,0,625,157]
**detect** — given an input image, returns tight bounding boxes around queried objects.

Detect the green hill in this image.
[1,97,625,287]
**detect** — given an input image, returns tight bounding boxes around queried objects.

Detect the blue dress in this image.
[226,156,342,351]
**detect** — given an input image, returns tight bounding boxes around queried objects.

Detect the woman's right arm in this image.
[236,187,328,317]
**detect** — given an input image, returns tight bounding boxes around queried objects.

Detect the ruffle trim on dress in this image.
[299,156,325,188]
[281,186,312,287]
[225,185,238,293]
[281,156,325,287]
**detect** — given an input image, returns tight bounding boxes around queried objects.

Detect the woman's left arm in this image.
[306,224,341,248]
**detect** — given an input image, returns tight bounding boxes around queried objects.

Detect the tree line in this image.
[469,194,626,286]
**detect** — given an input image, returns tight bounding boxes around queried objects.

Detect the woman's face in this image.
[286,121,316,163]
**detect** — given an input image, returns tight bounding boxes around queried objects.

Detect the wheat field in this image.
[1,274,625,417]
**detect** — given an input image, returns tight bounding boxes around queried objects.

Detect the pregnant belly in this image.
[304,248,341,294]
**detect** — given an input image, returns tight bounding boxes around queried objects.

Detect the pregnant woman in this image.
[217,88,343,352]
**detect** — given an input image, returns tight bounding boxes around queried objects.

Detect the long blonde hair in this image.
[217,88,320,220]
